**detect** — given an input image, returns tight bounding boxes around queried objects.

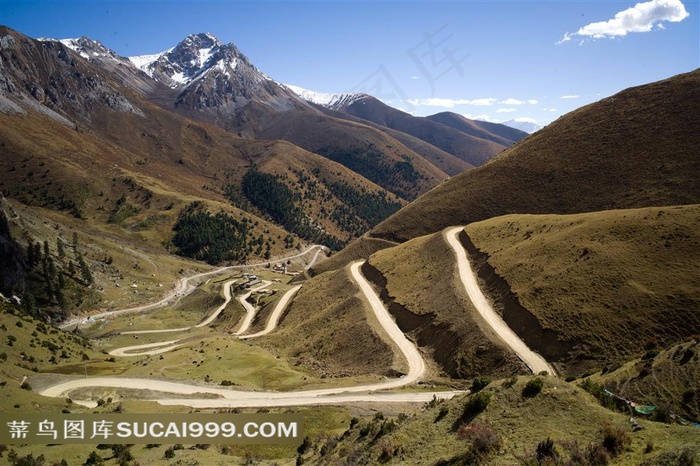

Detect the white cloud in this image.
[498,98,539,105]
[542,108,558,112]
[496,108,517,113]
[406,97,496,108]
[469,98,498,106]
[511,117,540,123]
[558,0,690,43]
[410,76,420,80]
[560,95,580,99]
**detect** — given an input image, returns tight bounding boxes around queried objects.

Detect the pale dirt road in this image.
[109,340,185,357]
[38,260,445,407]
[445,227,555,375]
[349,261,426,386]
[196,279,239,328]
[239,285,302,340]
[234,280,272,335]
[60,245,326,329]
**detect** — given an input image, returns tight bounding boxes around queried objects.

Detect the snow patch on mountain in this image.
[285,84,367,110]
[500,117,543,133]
[40,37,123,64]
[128,52,167,75]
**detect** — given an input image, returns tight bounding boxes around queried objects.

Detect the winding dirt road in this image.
[445,227,555,375]
[239,285,302,340]
[234,281,272,335]
[38,259,441,408]
[349,261,426,385]
[60,245,327,329]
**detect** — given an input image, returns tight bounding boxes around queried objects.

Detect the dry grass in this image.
[465,204,700,375]
[372,69,700,244]
[300,376,700,465]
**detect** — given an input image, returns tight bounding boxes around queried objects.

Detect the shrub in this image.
[375,420,396,439]
[84,451,103,465]
[587,442,611,466]
[536,437,558,463]
[456,421,503,463]
[462,391,492,422]
[163,447,175,459]
[435,406,449,422]
[601,423,631,457]
[522,377,544,397]
[378,439,398,462]
[471,376,491,392]
[297,436,311,455]
[503,376,518,388]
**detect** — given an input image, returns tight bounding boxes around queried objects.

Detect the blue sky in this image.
[2,0,698,125]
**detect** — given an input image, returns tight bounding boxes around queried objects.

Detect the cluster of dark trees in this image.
[172,207,249,264]
[23,233,91,319]
[317,146,421,200]
[240,168,345,250]
[326,181,402,227]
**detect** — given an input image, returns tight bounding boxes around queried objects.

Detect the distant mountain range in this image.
[0,28,529,256]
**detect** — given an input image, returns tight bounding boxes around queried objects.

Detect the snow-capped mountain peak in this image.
[285,84,368,110]
[128,32,238,89]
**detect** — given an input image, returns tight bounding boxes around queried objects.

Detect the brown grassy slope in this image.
[426,111,529,146]
[255,109,449,200]
[371,69,700,244]
[364,230,525,379]
[465,204,700,376]
[300,376,700,466]
[336,96,511,167]
[268,264,397,378]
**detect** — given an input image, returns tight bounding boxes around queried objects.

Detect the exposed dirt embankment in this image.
[361,237,522,380]
[360,261,456,372]
[457,229,576,364]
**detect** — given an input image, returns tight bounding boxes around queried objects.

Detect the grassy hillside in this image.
[426,111,529,146]
[299,375,700,465]
[269,264,398,379]
[371,69,700,244]
[464,204,700,376]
